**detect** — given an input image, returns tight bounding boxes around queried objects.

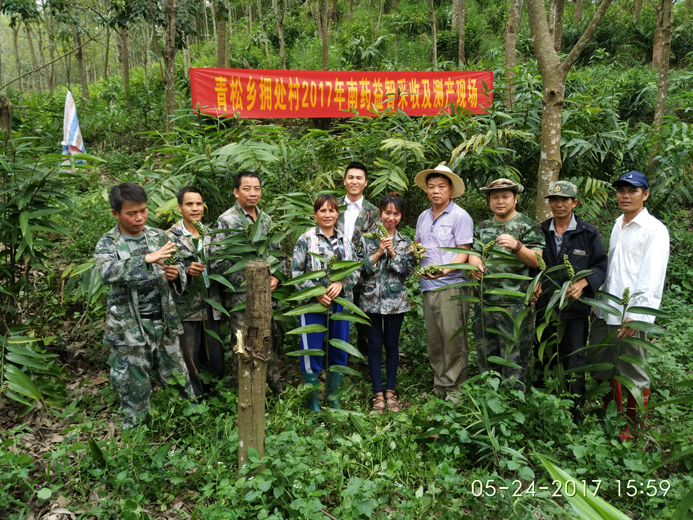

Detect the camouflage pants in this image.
[229,311,283,392]
[108,318,194,422]
[473,303,534,390]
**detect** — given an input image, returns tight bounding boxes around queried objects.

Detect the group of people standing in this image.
[96,162,669,440]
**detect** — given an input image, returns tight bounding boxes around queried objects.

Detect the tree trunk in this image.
[0,44,4,89]
[504,0,524,108]
[258,0,264,19]
[116,27,131,110]
[44,4,56,93]
[652,2,664,69]
[0,95,11,143]
[237,261,272,476]
[633,0,643,22]
[37,23,47,91]
[274,0,287,69]
[25,23,42,92]
[315,0,330,70]
[548,0,565,53]
[104,27,110,79]
[210,0,218,37]
[216,16,228,67]
[350,0,353,18]
[527,0,612,221]
[12,21,23,92]
[686,0,691,11]
[330,0,337,21]
[452,0,466,66]
[75,30,90,100]
[429,0,437,65]
[163,0,178,132]
[650,0,673,163]
[575,0,583,24]
[202,0,210,39]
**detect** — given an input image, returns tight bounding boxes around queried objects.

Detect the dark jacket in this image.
[537,216,608,320]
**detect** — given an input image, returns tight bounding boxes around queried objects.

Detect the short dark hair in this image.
[425,173,452,186]
[314,194,339,213]
[379,193,405,218]
[177,186,203,205]
[109,182,147,213]
[234,170,261,190]
[344,161,369,180]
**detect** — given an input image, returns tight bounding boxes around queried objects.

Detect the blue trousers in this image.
[300,303,350,373]
[366,312,405,393]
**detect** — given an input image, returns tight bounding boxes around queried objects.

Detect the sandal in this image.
[372,393,385,413]
[385,391,400,412]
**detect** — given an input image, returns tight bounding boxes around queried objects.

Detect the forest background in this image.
[1,0,693,517]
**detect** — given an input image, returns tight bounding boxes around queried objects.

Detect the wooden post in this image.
[237,260,271,476]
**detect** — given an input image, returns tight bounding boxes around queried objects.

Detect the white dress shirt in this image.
[343,196,363,243]
[597,208,669,325]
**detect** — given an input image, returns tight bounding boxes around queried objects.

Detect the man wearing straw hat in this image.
[414,164,474,402]
[469,178,545,390]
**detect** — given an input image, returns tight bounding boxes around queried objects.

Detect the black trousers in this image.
[179,303,224,397]
[535,316,588,400]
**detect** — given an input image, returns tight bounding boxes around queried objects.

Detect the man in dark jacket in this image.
[534,181,608,420]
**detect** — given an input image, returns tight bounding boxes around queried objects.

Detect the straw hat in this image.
[414,164,466,198]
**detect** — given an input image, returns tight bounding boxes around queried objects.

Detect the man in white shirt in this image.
[590,170,669,440]
[337,161,379,358]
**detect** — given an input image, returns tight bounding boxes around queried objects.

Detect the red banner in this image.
[190,68,493,119]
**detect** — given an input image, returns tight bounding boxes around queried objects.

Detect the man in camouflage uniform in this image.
[95,182,194,427]
[209,171,284,391]
[469,179,545,389]
[167,186,225,396]
[336,161,379,359]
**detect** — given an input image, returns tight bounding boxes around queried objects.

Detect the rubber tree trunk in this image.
[548,0,565,53]
[315,0,329,70]
[527,0,612,221]
[116,27,131,110]
[12,21,23,92]
[686,0,691,11]
[25,23,42,92]
[44,5,56,93]
[237,261,272,476]
[274,0,288,69]
[633,0,643,22]
[429,0,437,65]
[329,0,337,21]
[216,14,228,67]
[452,0,466,67]
[575,0,583,24]
[650,0,673,163]
[0,95,11,143]
[75,30,90,100]
[163,0,177,132]
[504,0,523,108]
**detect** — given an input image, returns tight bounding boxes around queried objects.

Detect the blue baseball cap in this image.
[613,170,649,189]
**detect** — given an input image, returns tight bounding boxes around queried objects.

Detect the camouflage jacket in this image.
[472,212,545,306]
[95,225,187,346]
[209,201,283,309]
[358,228,416,314]
[336,196,379,250]
[290,226,357,305]
[166,219,223,321]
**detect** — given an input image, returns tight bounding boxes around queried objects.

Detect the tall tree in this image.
[75,28,90,99]
[452,0,466,66]
[650,0,673,162]
[633,0,643,22]
[163,0,177,131]
[504,0,523,108]
[427,0,437,65]
[274,0,288,69]
[548,0,565,52]
[216,1,228,67]
[575,0,583,24]
[313,0,329,70]
[116,26,131,109]
[526,0,613,221]
[25,22,42,91]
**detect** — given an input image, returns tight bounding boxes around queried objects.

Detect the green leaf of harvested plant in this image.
[329,339,365,360]
[283,270,327,285]
[328,365,362,377]
[204,297,230,317]
[330,312,371,325]
[286,324,328,335]
[282,303,329,316]
[332,297,368,318]
[285,349,325,357]
[5,365,42,401]
[487,356,521,369]
[286,285,327,301]
[578,297,622,317]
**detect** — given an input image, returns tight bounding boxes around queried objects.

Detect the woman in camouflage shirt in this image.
[358,194,416,412]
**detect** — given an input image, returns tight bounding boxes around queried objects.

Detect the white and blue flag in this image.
[61,91,86,164]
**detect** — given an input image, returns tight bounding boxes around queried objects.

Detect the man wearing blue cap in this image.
[589,171,669,440]
[533,181,608,423]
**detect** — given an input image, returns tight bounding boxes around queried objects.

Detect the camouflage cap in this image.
[479,178,524,194]
[545,180,578,199]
